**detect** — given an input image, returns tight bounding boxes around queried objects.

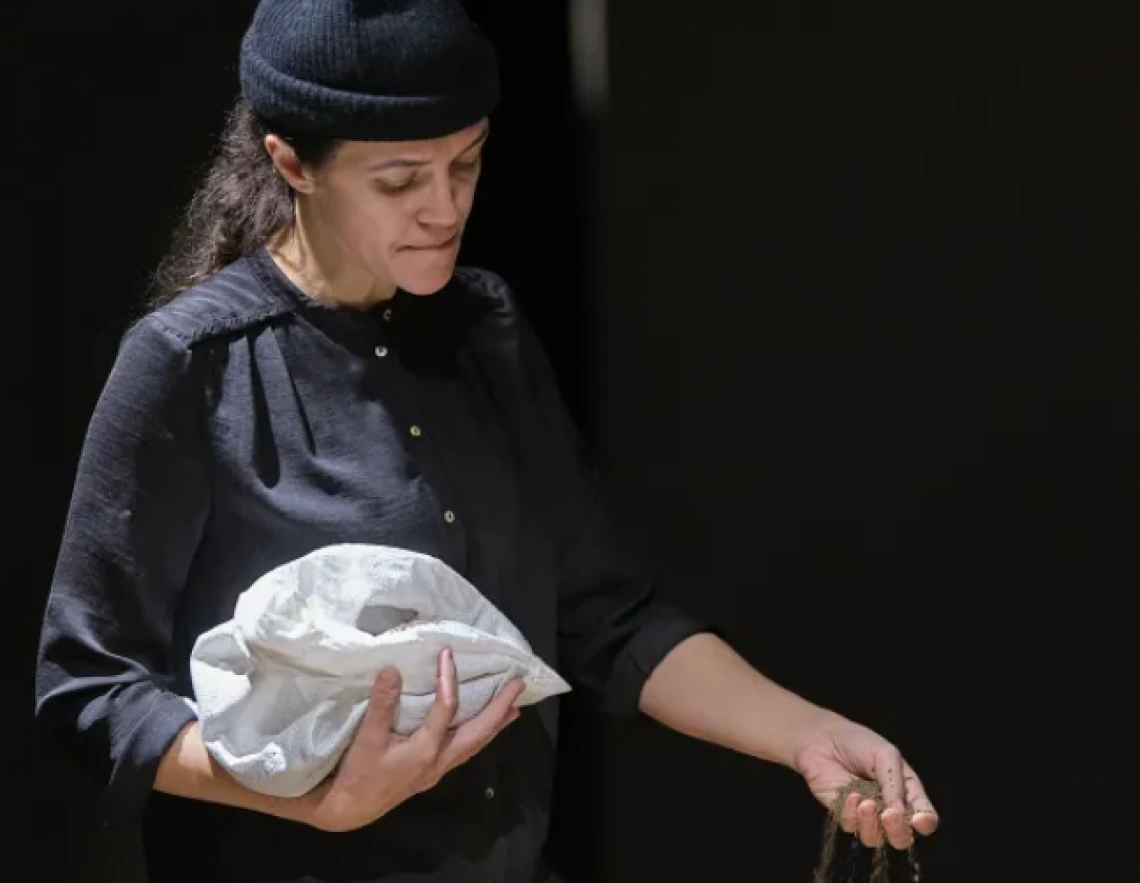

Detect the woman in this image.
[34,1,939,881]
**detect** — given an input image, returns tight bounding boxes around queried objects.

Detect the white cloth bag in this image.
[188,543,570,797]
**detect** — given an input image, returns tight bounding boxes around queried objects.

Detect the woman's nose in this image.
[422,176,460,227]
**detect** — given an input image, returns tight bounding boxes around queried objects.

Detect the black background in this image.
[14,2,1131,881]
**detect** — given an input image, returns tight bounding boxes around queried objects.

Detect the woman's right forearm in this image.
[154,722,326,827]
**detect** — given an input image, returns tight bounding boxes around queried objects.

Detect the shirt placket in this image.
[377,305,515,882]
[482,751,510,883]
[370,304,469,575]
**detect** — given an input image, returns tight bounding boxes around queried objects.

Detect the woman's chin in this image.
[393,249,460,295]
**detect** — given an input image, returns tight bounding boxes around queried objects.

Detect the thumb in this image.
[358,667,402,749]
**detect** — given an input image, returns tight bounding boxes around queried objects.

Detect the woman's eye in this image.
[374,157,480,195]
[374,177,417,195]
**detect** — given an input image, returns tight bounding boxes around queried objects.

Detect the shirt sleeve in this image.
[516,312,720,718]
[34,314,209,825]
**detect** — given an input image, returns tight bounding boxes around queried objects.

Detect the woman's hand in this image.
[792,719,940,850]
[309,647,524,833]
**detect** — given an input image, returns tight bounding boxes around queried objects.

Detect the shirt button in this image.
[484,786,495,800]
[443,510,456,524]
[409,425,422,438]
[374,345,388,358]
[381,308,393,322]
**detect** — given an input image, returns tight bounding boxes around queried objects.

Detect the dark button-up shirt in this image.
[35,249,711,883]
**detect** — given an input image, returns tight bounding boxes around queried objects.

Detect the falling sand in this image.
[811,780,923,883]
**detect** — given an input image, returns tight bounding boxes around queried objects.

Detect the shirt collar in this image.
[247,246,476,353]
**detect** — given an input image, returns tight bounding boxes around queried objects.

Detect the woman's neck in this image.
[266,201,396,310]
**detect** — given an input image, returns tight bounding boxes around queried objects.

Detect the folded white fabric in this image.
[188,543,570,798]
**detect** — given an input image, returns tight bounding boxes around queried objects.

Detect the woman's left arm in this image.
[507,285,938,851]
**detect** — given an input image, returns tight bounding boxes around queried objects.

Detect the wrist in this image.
[787,709,849,773]
[284,781,336,829]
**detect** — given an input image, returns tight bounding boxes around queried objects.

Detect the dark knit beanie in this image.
[239,0,499,141]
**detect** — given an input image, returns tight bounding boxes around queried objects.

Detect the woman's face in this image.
[274,119,488,297]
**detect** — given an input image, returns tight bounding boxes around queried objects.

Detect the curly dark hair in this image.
[146,98,342,310]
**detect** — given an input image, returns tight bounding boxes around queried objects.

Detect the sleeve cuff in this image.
[602,604,724,717]
[104,691,198,826]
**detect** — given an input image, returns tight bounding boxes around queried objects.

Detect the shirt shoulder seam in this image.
[148,302,294,349]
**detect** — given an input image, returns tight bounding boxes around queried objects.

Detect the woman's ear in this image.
[264,134,317,194]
